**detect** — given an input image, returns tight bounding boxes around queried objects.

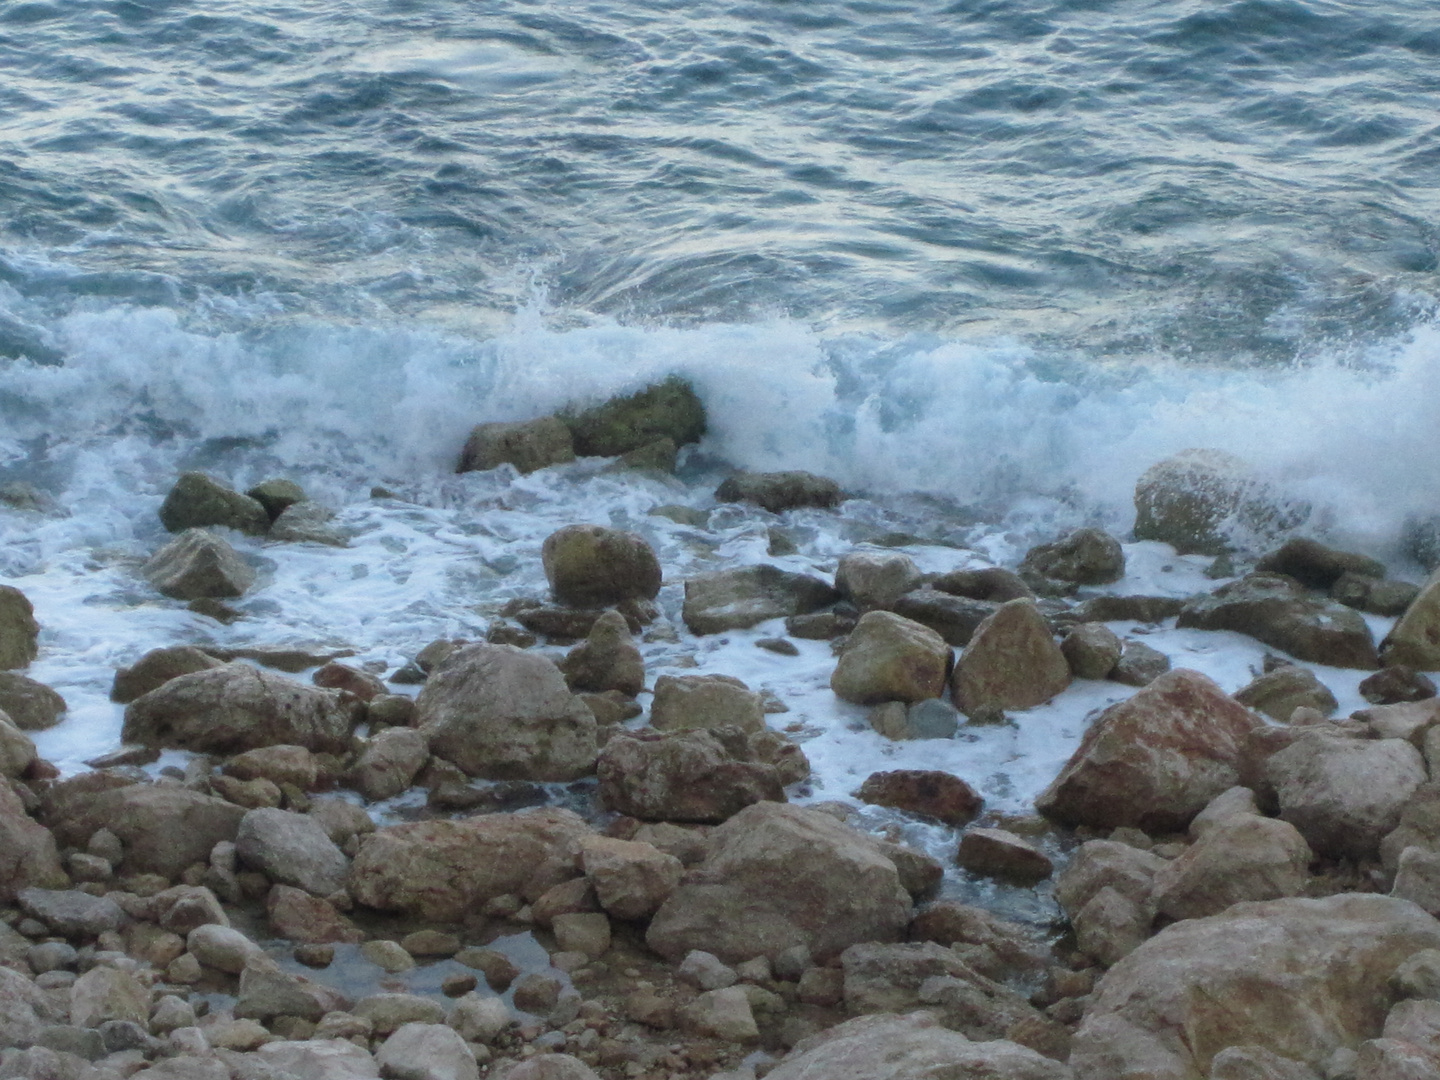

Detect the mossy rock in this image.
[561,376,706,458]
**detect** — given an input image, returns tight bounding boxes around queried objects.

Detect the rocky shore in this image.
[2,380,1440,1079]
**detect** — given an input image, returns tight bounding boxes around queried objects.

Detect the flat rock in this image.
[683,564,838,634]
[18,889,125,937]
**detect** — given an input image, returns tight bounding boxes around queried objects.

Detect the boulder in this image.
[348,808,592,922]
[1256,538,1385,590]
[1037,669,1263,832]
[457,416,575,475]
[245,478,306,520]
[1233,665,1337,722]
[649,673,763,734]
[348,727,429,802]
[856,770,983,826]
[1266,731,1426,860]
[1151,814,1313,921]
[110,645,225,704]
[0,714,35,778]
[414,644,597,781]
[158,472,270,535]
[1133,449,1305,555]
[1069,894,1440,1079]
[69,966,148,1029]
[1110,639,1172,686]
[831,611,950,706]
[683,565,839,634]
[1072,594,1188,623]
[580,835,682,920]
[1020,528,1125,587]
[558,610,644,696]
[1359,666,1437,706]
[0,672,65,730]
[0,586,39,670]
[952,600,1069,715]
[561,376,706,458]
[891,590,998,647]
[143,528,255,600]
[835,551,925,611]
[1055,840,1169,921]
[235,808,350,896]
[1383,566,1440,670]
[714,471,843,514]
[1061,623,1123,680]
[18,888,125,937]
[597,728,785,823]
[1177,573,1378,670]
[188,923,266,973]
[224,744,319,790]
[1393,846,1440,916]
[540,525,661,608]
[268,500,346,545]
[256,1039,381,1079]
[646,802,912,964]
[956,828,1053,885]
[122,663,360,754]
[907,901,1050,980]
[235,956,346,1023]
[376,1022,480,1080]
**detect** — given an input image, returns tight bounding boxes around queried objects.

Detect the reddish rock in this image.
[957,828,1053,884]
[267,885,362,944]
[855,770,982,827]
[951,599,1070,715]
[313,662,387,702]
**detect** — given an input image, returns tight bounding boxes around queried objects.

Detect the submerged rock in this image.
[143,528,255,600]
[457,415,575,474]
[158,472,270,535]
[0,585,39,671]
[269,500,346,546]
[541,524,662,608]
[714,470,843,514]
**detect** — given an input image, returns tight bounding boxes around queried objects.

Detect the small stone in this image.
[442,973,478,997]
[513,973,564,1015]
[455,947,519,991]
[362,939,416,973]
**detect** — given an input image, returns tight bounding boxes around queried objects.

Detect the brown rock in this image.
[0,672,65,730]
[831,610,950,705]
[1061,623,1123,680]
[597,727,785,824]
[158,472,270,535]
[1133,448,1304,555]
[683,564,839,635]
[835,551,924,611]
[931,567,1036,603]
[1109,639,1172,686]
[0,586,39,671]
[1255,537,1386,589]
[347,727,429,802]
[267,884,362,943]
[856,770,982,826]
[143,528,255,600]
[559,610,644,696]
[714,470,842,513]
[580,835,682,920]
[1234,665,1338,722]
[457,416,575,474]
[223,744,319,790]
[957,828,1053,884]
[541,525,662,608]
[1020,528,1125,587]
[649,673,763,734]
[890,589,998,647]
[1360,665,1437,705]
[313,661,387,701]
[952,599,1070,715]
[0,780,66,901]
[111,645,225,704]
[1151,814,1313,921]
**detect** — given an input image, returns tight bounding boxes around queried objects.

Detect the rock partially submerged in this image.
[541,525,662,608]
[457,416,576,475]
[158,472,270,535]
[560,376,706,458]
[714,471,843,514]
[0,585,39,670]
[951,599,1069,716]
[1133,449,1306,555]
[143,528,255,600]
[683,564,838,634]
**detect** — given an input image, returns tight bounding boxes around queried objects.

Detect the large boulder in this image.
[143,528,255,600]
[235,808,350,897]
[1069,895,1440,1079]
[0,782,66,901]
[1132,449,1305,555]
[646,802,913,964]
[1020,528,1125,588]
[1036,669,1263,832]
[122,663,361,754]
[348,808,593,922]
[682,565,839,634]
[561,376,706,458]
[1177,573,1378,670]
[649,674,764,734]
[414,644,597,781]
[158,472,270,535]
[831,611,950,706]
[110,645,224,704]
[1266,731,1427,860]
[597,728,785,823]
[714,471,843,514]
[835,551,925,611]
[1150,813,1313,922]
[540,525,662,608]
[952,600,1070,715]
[0,672,65,730]
[457,416,575,475]
[1382,567,1440,670]
[0,586,39,670]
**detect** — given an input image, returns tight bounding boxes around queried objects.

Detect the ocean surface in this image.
[1,0,1438,915]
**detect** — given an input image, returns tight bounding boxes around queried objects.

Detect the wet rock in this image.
[1069,894,1440,1080]
[1361,665,1437,705]
[1109,639,1172,686]
[561,376,706,458]
[856,770,982,826]
[313,661,386,701]
[224,744,319,790]
[580,835,682,920]
[890,589,998,647]
[646,802,912,964]
[245,478,306,520]
[1061,623,1123,680]
[951,599,1069,716]
[348,807,592,922]
[159,472,270,535]
[458,416,575,475]
[122,663,360,754]
[110,646,224,705]
[1384,570,1440,670]
[597,727,785,823]
[1133,449,1305,555]
[235,807,350,896]
[957,828,1053,884]
[414,644,596,782]
[1234,665,1338,722]
[649,673,763,734]
[1151,814,1312,921]
[558,610,644,696]
[714,470,842,514]
[931,567,1036,603]
[683,564,839,634]
[1332,572,1418,617]
[1267,730,1426,860]
[1178,573,1379,669]
[0,672,66,730]
[144,528,255,600]
[348,727,429,802]
[1020,527,1125,587]
[835,550,924,611]
[377,1021,479,1080]
[870,697,963,741]
[0,586,40,671]
[269,499,347,545]
[541,525,662,608]
[1072,594,1189,623]
[1255,537,1386,589]
[69,966,148,1029]
[1038,670,1263,832]
[831,611,950,706]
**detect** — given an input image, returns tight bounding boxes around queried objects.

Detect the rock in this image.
[0,965,54,1047]
[256,1039,381,1079]
[245,478,306,520]
[225,744,319,790]
[649,673,763,734]
[310,796,376,849]
[17,888,124,937]
[1332,572,1418,617]
[1178,573,1379,669]
[1381,782,1440,876]
[1133,449,1305,555]
[188,924,266,973]
[268,884,361,943]
[831,611,950,706]
[683,565,839,634]
[1393,846,1440,916]
[646,802,912,964]
[908,901,1048,979]
[1360,666,1438,706]
[143,528,255,600]
[349,728,429,802]
[580,835,682,920]
[932,567,1036,603]
[110,646,225,704]
[448,993,511,1044]
[1267,731,1426,860]
[267,501,346,545]
[1208,1046,1324,1080]
[714,471,842,514]
[856,770,982,826]
[764,1012,1070,1080]
[122,663,360,754]
[1073,594,1189,623]
[414,644,597,781]
[597,728,785,823]
[561,376,706,458]
[890,589,998,647]
[69,966,149,1030]
[835,551,924,611]
[1256,538,1386,589]
[348,807,592,922]
[491,1055,601,1080]
[314,661,387,701]
[1037,669,1264,832]
[1234,666,1338,722]
[1020,528,1125,587]
[458,416,575,475]
[541,525,662,608]
[1109,639,1172,686]
[552,911,610,959]
[375,1022,479,1080]
[957,828,1053,884]
[1393,949,1440,1001]
[678,950,738,990]
[558,611,643,696]
[1061,624,1123,680]
[236,956,346,1023]
[0,586,39,670]
[679,986,758,1042]
[1151,814,1312,921]
[158,472,270,535]
[612,435,678,472]
[0,672,65,730]
[1069,894,1440,1079]
[1055,840,1167,923]
[0,715,35,778]
[235,808,350,896]
[152,884,228,934]
[952,599,1069,715]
